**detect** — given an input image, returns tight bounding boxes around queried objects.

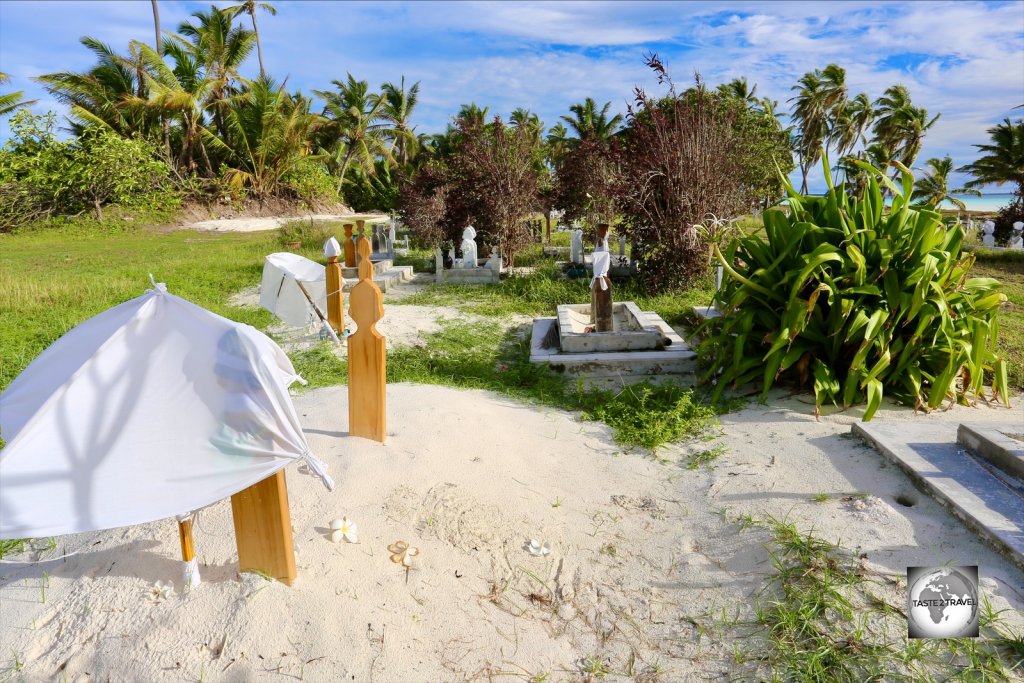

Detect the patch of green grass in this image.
[396,259,718,326]
[0,539,27,559]
[733,516,1024,682]
[973,256,1024,391]
[0,226,277,392]
[291,320,718,451]
[686,446,727,470]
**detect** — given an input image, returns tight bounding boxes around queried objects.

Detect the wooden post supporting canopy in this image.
[343,223,356,268]
[230,470,297,585]
[347,236,387,442]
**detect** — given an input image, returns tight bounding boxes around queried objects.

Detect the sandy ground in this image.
[188,213,387,233]
[0,382,1021,682]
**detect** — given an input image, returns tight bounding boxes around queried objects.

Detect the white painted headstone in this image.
[1011,222,1024,250]
[982,220,996,247]
[461,225,478,269]
[619,234,627,258]
[570,229,584,265]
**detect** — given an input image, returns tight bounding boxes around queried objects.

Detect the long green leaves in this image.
[699,157,1009,419]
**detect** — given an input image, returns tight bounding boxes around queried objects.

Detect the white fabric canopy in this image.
[259,252,328,327]
[0,282,333,539]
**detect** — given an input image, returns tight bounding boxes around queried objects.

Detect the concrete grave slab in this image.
[853,421,1024,570]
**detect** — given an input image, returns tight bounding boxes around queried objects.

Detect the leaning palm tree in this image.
[560,97,622,141]
[36,37,153,136]
[0,72,36,118]
[911,156,979,209]
[872,84,940,168]
[958,118,1024,197]
[789,71,827,193]
[224,1,277,78]
[314,74,391,194]
[380,77,420,166]
[545,122,571,167]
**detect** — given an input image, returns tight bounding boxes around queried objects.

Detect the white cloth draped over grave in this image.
[259,252,328,327]
[0,282,333,539]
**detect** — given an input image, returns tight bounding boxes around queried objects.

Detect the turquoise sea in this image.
[947,193,1015,213]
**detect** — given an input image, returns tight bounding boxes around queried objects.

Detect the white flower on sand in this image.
[150,579,175,602]
[329,517,358,543]
[527,539,551,557]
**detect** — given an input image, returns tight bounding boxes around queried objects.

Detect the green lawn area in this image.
[2,225,1020,416]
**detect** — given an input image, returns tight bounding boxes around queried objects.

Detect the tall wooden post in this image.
[348,236,387,442]
[343,223,356,268]
[355,220,367,262]
[592,225,613,332]
[325,252,344,334]
[230,470,296,585]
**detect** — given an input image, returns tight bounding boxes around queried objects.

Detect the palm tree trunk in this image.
[251,11,266,78]
[151,0,161,53]
[337,148,355,196]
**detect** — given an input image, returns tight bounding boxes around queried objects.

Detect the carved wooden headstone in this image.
[343,223,356,268]
[348,236,387,442]
[325,247,344,334]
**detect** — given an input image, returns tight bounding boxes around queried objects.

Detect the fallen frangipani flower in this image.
[388,540,420,567]
[527,539,551,557]
[329,517,358,543]
[149,579,175,603]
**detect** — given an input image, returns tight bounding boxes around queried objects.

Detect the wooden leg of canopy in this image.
[230,470,296,586]
[178,516,195,562]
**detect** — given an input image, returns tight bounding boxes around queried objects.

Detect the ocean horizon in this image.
[946,193,1016,213]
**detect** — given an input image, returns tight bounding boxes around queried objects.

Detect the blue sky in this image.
[1,0,1022,193]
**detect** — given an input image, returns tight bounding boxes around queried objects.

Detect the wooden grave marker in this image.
[592,223,613,332]
[344,223,356,268]
[348,236,387,442]
[325,244,344,334]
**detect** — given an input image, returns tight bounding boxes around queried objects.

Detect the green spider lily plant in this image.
[698,155,1010,420]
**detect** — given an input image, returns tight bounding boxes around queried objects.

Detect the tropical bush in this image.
[615,57,794,293]
[699,159,1010,419]
[0,110,173,230]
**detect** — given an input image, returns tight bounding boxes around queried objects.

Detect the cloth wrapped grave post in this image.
[591,250,613,332]
[0,282,335,587]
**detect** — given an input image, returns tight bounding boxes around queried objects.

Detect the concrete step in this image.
[342,266,415,293]
[853,421,1024,571]
[342,259,393,278]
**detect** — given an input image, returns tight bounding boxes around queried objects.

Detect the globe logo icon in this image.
[907,566,979,639]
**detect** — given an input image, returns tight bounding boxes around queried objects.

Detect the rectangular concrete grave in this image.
[556,302,667,353]
[530,314,696,388]
[958,424,1024,480]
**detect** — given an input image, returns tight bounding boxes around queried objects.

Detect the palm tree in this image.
[0,72,36,117]
[456,102,490,128]
[224,1,277,78]
[314,74,391,194]
[151,0,162,53]
[204,76,319,200]
[36,38,153,136]
[957,118,1024,197]
[717,77,758,107]
[380,77,420,166]
[831,93,873,159]
[176,5,255,138]
[872,85,940,168]
[128,40,218,175]
[560,98,622,141]
[911,156,979,209]
[789,64,847,193]
[545,122,571,167]
[511,107,543,143]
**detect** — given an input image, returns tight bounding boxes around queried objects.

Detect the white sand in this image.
[188,213,388,233]
[1,384,1021,682]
